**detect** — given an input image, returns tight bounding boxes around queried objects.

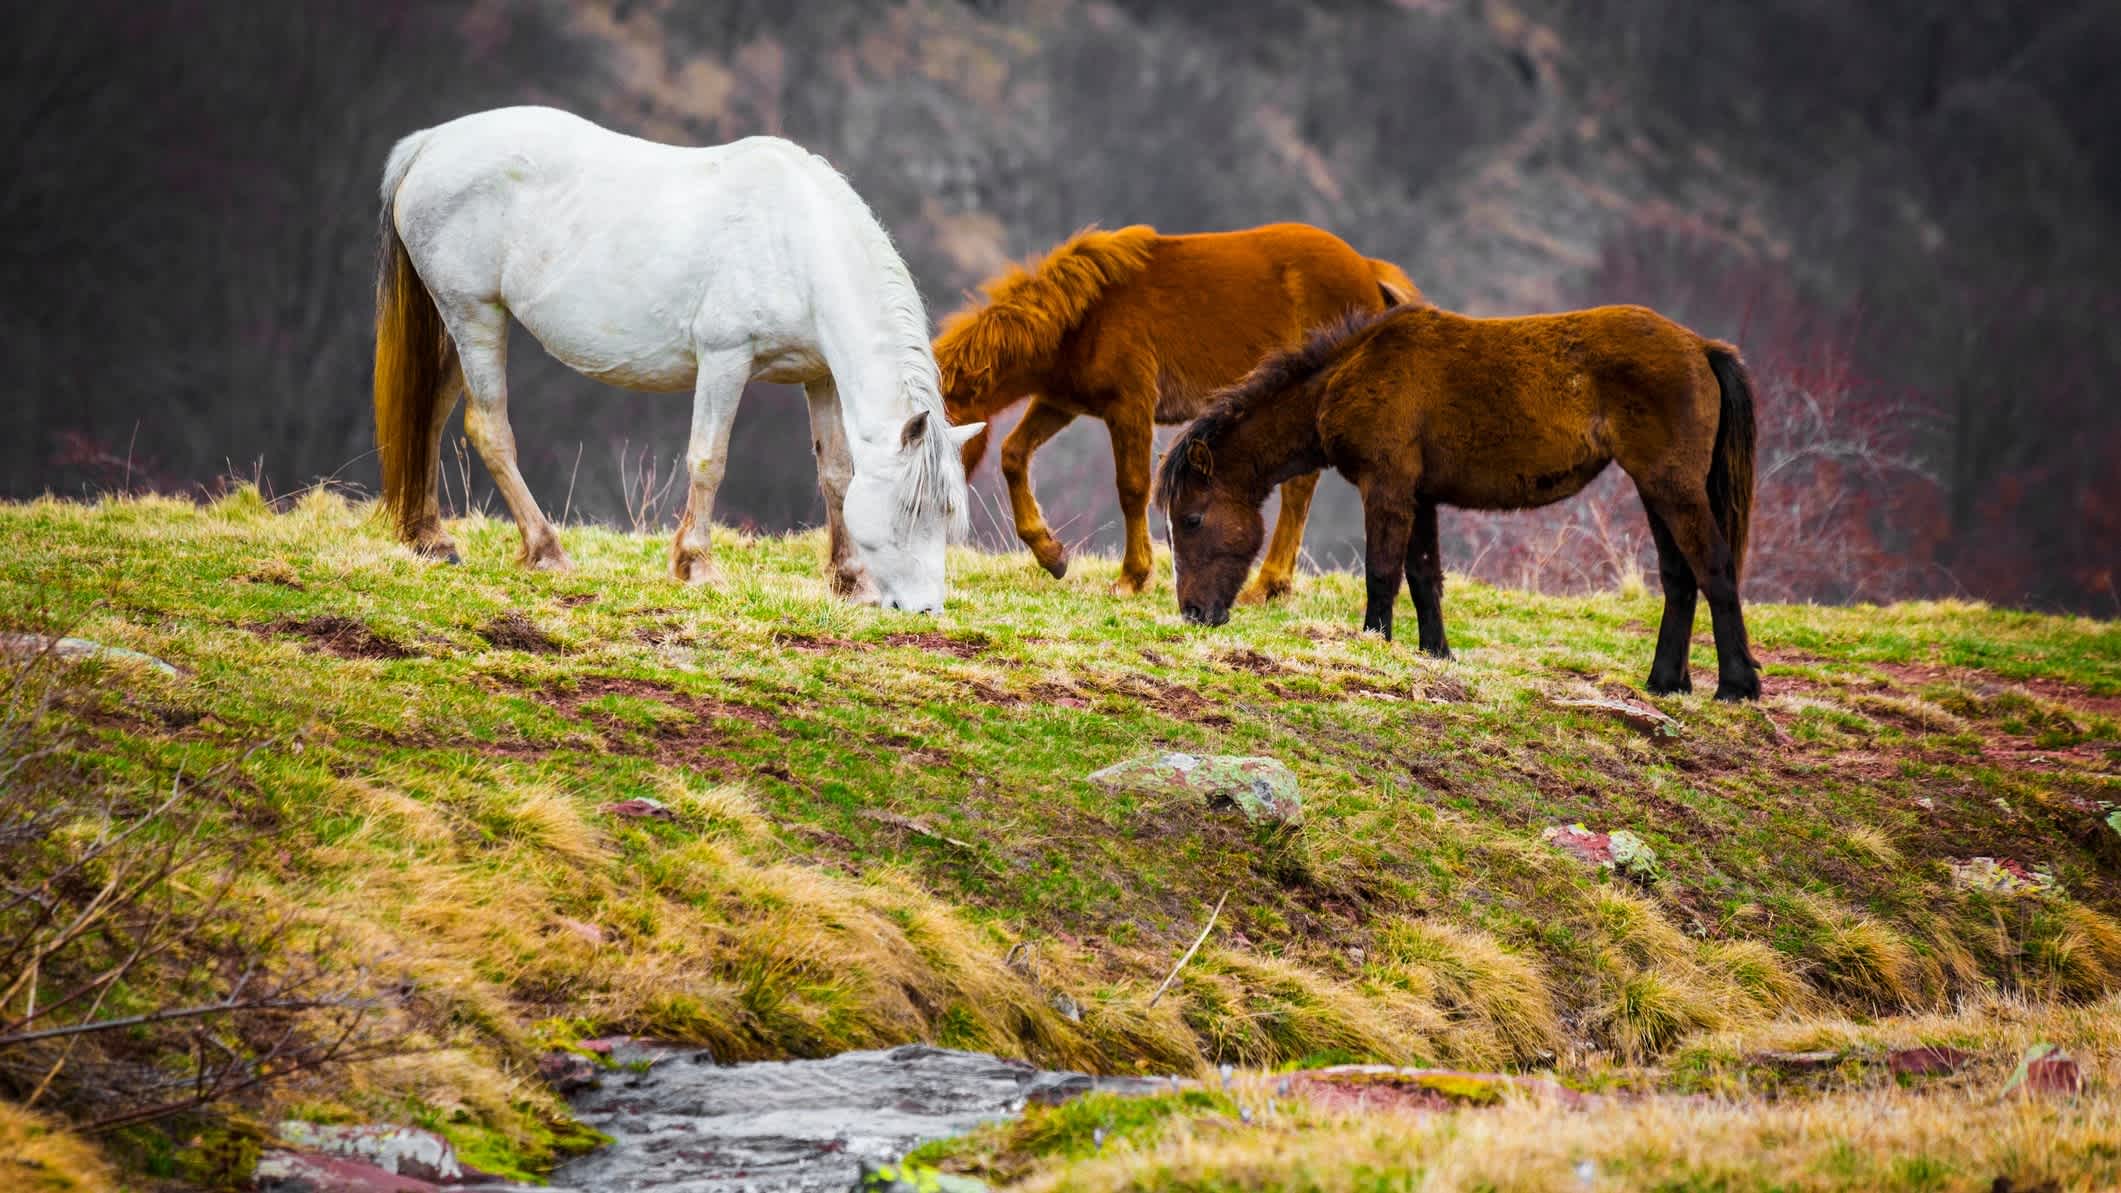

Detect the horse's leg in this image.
[671,350,749,586]
[452,309,569,570]
[1238,471,1319,605]
[1107,408,1157,595]
[1000,398,1077,578]
[1359,482,1415,641]
[1638,485,1759,701]
[409,358,466,562]
[804,376,876,602]
[1640,501,1697,695]
[1402,497,1451,658]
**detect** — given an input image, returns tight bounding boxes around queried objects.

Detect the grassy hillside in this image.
[2,491,2117,1188]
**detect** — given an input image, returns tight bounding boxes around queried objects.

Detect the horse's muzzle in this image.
[1181,603,1230,627]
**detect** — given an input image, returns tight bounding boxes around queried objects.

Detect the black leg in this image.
[1404,498,1451,658]
[1642,491,1759,701]
[1361,490,1413,641]
[1641,502,1696,695]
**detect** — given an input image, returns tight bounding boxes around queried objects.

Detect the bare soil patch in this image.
[881,630,990,658]
[253,615,413,660]
[482,611,563,654]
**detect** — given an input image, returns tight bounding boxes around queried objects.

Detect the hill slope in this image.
[1,493,2117,1185]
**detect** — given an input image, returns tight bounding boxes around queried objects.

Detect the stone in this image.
[271,1122,461,1183]
[1888,1046,1973,1077]
[599,797,676,821]
[1551,696,1679,736]
[1542,824,1658,881]
[1087,753,1301,826]
[1947,857,2055,896]
[1749,1049,1842,1072]
[539,1050,601,1094]
[2001,1043,2082,1098]
[0,633,179,677]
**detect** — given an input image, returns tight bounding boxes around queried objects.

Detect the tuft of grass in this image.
[1372,918,1562,1066]
[0,1102,118,1192]
[1797,896,1923,1009]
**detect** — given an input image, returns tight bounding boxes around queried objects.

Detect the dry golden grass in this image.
[1372,918,1562,1065]
[0,1101,118,1193]
[1841,823,1903,867]
[1797,894,1923,1008]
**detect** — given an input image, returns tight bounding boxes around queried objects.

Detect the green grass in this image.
[2,491,2117,1184]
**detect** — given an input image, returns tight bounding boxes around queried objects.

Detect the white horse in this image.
[372,106,982,613]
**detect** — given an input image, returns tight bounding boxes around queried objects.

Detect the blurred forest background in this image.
[5,0,2117,611]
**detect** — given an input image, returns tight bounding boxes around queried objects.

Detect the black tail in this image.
[1704,344,1756,582]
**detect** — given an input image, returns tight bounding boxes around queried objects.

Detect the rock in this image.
[255,1150,443,1192]
[1542,824,1658,881]
[1749,1049,1842,1072]
[271,1122,461,1183]
[1947,857,2055,896]
[1888,1046,1973,1077]
[0,632,179,677]
[599,797,676,822]
[1551,696,1679,736]
[2002,1043,2082,1098]
[1088,753,1301,826]
[539,1050,601,1094]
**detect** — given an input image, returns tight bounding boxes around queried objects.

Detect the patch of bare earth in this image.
[253,615,413,660]
[481,611,563,654]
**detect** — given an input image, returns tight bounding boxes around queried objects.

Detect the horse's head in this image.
[1158,437,1264,627]
[843,410,983,615]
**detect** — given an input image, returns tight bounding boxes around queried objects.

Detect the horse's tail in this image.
[373,130,453,543]
[1704,342,1756,581]
[1368,258,1424,308]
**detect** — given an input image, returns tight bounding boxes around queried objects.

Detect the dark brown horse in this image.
[1156,303,1762,700]
[935,223,1421,599]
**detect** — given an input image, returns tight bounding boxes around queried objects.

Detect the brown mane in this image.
[1156,304,1394,509]
[933,224,1159,389]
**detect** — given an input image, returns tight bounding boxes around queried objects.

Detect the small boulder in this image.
[1542,824,1658,881]
[1088,753,1301,826]
[600,797,676,822]
[539,1050,601,1094]
[271,1122,461,1183]
[0,633,179,677]
[1749,1049,1842,1073]
[2002,1043,2082,1099]
[1888,1046,1973,1077]
[1947,857,2054,896]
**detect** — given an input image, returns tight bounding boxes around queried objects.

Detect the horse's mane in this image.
[1155,305,1393,510]
[933,225,1161,392]
[804,149,969,537]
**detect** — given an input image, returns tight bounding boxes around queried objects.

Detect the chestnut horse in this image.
[936,224,1421,598]
[1157,303,1762,701]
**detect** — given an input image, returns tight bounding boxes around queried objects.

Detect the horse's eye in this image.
[1181,513,1204,531]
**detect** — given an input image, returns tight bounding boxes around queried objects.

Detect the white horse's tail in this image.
[373,130,455,543]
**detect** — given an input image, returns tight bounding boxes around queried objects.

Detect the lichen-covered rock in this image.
[0,633,179,677]
[1088,753,1301,826]
[270,1122,461,1182]
[1947,856,2054,896]
[1542,824,1658,880]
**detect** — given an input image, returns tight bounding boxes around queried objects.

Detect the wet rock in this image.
[600,797,676,822]
[1947,857,2055,896]
[1542,824,1659,880]
[539,1050,601,1094]
[255,1150,444,1192]
[1551,696,1679,736]
[0,633,179,677]
[270,1122,461,1183]
[556,1043,1162,1192]
[1087,753,1301,826]
[1889,1046,1974,1077]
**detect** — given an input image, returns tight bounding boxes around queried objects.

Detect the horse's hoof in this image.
[833,567,880,605]
[1646,673,1692,696]
[1108,574,1148,597]
[1236,578,1290,606]
[417,542,461,565]
[1421,644,1453,661]
[1713,676,1761,702]
[673,557,719,587]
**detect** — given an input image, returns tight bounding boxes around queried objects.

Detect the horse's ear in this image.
[900,410,931,450]
[947,421,986,448]
[1186,439,1214,478]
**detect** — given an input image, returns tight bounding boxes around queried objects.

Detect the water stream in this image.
[547,1043,1163,1191]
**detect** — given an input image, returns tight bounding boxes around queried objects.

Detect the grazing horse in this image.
[373,106,982,612]
[935,224,1421,599]
[1157,303,1762,701]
